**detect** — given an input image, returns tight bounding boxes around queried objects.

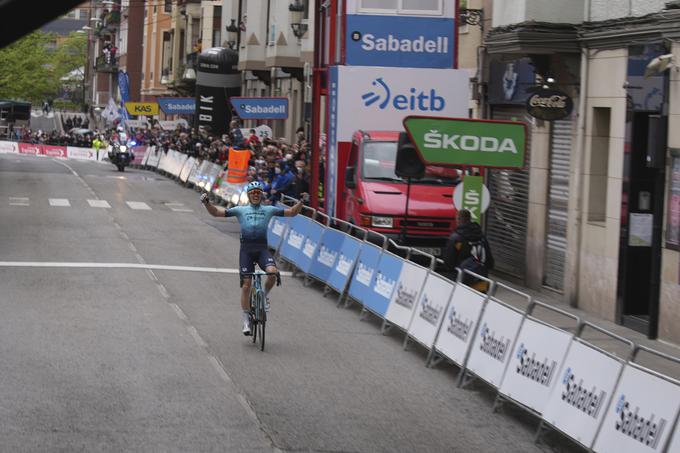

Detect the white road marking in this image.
[164,202,193,213]
[49,198,71,207]
[126,201,151,210]
[0,261,292,276]
[9,197,29,206]
[87,199,111,208]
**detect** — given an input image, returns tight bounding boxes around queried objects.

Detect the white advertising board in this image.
[333,66,469,141]
[593,364,680,453]
[543,340,624,448]
[179,157,197,183]
[141,147,151,166]
[146,146,161,167]
[432,284,486,366]
[384,262,428,331]
[406,273,455,350]
[465,299,524,388]
[0,141,19,153]
[667,422,680,453]
[66,146,97,161]
[499,318,573,415]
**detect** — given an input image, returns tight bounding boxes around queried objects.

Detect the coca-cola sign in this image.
[526,88,573,121]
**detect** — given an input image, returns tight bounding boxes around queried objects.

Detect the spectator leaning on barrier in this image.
[443,208,494,293]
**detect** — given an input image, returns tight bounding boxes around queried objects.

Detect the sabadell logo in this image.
[361,77,446,112]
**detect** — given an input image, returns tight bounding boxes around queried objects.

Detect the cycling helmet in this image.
[246,181,264,193]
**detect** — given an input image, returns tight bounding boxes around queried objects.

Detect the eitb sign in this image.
[403,116,527,169]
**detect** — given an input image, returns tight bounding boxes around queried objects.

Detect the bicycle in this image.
[240,271,280,351]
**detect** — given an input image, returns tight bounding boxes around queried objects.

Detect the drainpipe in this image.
[566,0,591,307]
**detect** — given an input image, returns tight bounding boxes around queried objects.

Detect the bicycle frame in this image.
[240,271,280,351]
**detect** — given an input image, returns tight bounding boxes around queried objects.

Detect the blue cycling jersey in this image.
[226,204,285,243]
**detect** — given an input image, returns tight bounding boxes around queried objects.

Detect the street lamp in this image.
[225,19,239,50]
[289,0,307,39]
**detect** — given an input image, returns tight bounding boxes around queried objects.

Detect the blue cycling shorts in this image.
[239,242,276,274]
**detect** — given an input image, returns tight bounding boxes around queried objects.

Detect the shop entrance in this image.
[617,112,666,338]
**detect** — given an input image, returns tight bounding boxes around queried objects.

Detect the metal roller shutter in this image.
[486,107,531,280]
[543,118,573,291]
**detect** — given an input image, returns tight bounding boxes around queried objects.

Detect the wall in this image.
[658,42,680,344]
[492,0,583,27]
[590,0,665,21]
[578,48,628,320]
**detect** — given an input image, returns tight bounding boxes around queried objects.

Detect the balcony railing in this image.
[95,55,119,73]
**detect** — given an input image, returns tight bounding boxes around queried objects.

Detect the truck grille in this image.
[400,220,450,229]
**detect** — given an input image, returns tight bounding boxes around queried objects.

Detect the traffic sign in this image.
[453,177,490,221]
[230,97,289,120]
[403,116,527,168]
[125,102,159,116]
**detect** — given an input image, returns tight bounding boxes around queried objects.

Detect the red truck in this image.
[340,130,460,257]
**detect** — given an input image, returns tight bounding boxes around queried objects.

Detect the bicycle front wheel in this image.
[257,290,266,351]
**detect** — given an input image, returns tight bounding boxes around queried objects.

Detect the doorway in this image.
[617,112,666,337]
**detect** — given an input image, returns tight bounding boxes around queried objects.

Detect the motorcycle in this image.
[108,143,134,172]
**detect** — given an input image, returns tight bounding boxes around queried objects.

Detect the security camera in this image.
[644,53,674,78]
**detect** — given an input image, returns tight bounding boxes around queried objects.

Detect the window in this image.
[360,0,442,14]
[588,107,611,223]
[360,0,397,10]
[164,0,172,13]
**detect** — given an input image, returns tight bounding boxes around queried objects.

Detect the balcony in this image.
[95,55,119,73]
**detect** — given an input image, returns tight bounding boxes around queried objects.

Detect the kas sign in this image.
[230,97,288,120]
[346,15,455,68]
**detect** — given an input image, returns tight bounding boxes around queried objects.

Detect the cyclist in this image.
[201,181,304,335]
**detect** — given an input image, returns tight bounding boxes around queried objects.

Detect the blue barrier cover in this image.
[348,242,383,308]
[363,252,403,317]
[297,220,326,274]
[267,216,290,250]
[326,235,362,293]
[309,228,345,283]
[279,215,312,265]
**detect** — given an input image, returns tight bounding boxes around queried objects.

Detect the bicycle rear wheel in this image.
[250,288,257,343]
[257,291,266,351]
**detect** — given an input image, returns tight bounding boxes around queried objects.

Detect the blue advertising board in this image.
[279,215,311,266]
[230,97,289,120]
[345,15,455,69]
[326,235,362,293]
[267,216,290,251]
[297,220,326,274]
[158,97,196,115]
[309,228,345,283]
[364,252,403,318]
[348,243,383,307]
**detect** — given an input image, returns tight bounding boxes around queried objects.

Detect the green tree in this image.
[0,31,57,103]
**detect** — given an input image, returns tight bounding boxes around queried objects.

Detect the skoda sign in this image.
[526,88,573,121]
[346,15,455,68]
[230,97,289,120]
[403,116,527,169]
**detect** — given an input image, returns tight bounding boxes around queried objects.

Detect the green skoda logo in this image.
[403,116,527,168]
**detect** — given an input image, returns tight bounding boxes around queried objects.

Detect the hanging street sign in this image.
[525,88,573,121]
[403,116,527,169]
[453,177,490,221]
[229,97,289,120]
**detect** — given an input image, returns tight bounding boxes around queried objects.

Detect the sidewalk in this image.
[490,272,680,381]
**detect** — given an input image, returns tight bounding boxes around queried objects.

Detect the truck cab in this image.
[342,130,460,257]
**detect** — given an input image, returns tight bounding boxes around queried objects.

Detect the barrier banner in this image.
[146,146,162,168]
[157,150,170,173]
[0,140,19,153]
[465,298,524,388]
[131,145,146,165]
[297,219,327,274]
[179,157,197,183]
[499,318,573,415]
[433,284,487,367]
[204,163,222,190]
[309,227,345,283]
[348,242,383,308]
[66,146,97,161]
[668,422,680,453]
[279,215,312,266]
[326,235,362,293]
[363,252,403,317]
[189,159,209,186]
[141,147,152,166]
[385,261,428,331]
[542,340,624,449]
[593,364,680,453]
[41,145,67,157]
[172,152,188,177]
[407,273,455,349]
[267,216,290,250]
[19,143,41,155]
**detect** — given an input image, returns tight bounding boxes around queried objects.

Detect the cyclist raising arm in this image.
[201,181,304,335]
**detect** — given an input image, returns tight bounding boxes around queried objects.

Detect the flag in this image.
[102,97,120,123]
